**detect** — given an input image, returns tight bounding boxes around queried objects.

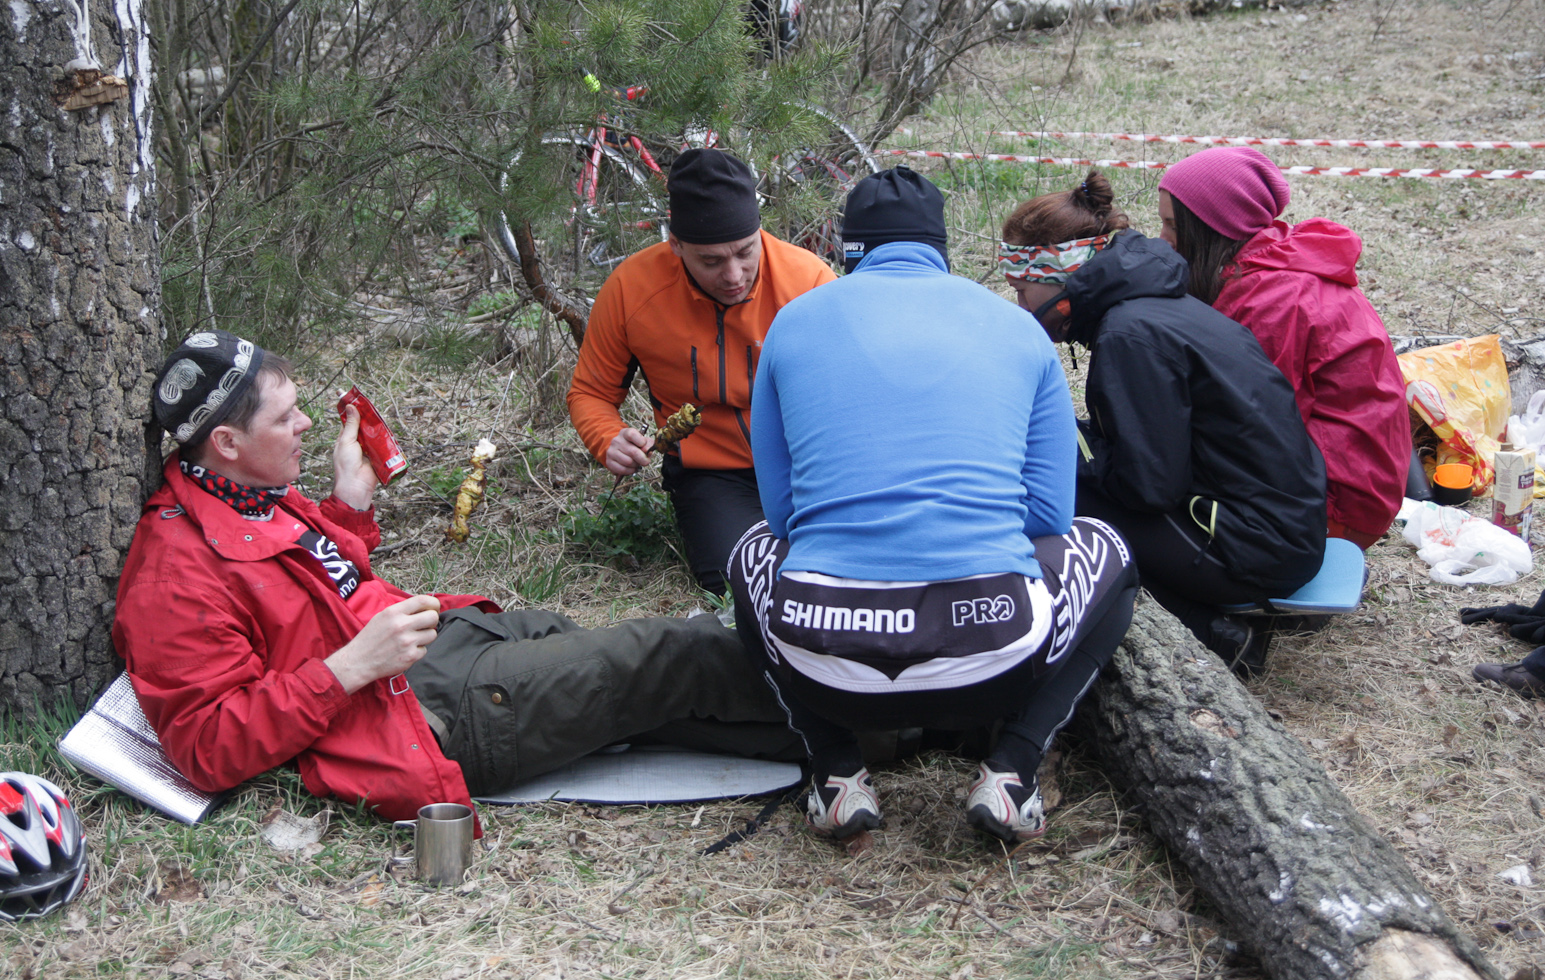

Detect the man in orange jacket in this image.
[568,148,836,594]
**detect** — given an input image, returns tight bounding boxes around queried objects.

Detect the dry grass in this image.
[7,1,1545,976]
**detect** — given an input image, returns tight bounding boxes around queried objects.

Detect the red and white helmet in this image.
[0,772,88,921]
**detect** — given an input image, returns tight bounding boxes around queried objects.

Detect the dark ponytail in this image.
[1070,171,1120,223]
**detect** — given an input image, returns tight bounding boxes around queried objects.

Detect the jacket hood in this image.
[1064,231,1188,347]
[1232,218,1362,287]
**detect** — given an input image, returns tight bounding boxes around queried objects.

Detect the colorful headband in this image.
[998,233,1114,284]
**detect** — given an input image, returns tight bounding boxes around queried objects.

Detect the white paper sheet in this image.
[476,746,803,805]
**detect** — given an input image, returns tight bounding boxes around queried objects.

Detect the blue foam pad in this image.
[1268,538,1366,614]
[1218,537,1366,616]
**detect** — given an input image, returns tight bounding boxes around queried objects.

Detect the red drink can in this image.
[337,387,408,485]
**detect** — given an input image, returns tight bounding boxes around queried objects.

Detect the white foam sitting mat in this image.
[475,745,804,805]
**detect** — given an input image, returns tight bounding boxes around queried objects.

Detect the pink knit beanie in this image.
[1158,146,1290,241]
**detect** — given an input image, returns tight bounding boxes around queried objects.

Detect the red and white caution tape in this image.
[883,148,1169,168]
[990,131,1545,151]
[879,148,1545,180]
[1280,165,1545,179]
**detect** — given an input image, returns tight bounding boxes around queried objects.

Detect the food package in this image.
[1504,392,1545,498]
[1398,335,1510,494]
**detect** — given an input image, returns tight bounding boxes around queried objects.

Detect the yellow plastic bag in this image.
[1398,335,1510,493]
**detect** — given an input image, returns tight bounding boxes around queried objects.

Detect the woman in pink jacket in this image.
[1157,147,1409,548]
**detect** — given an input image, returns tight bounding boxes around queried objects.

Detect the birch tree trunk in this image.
[0,0,161,712]
[1085,596,1501,980]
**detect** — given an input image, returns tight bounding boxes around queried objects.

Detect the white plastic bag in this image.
[1429,559,1525,587]
[1398,499,1533,586]
[1507,389,1545,454]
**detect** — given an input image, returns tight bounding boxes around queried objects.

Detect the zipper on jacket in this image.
[735,343,755,448]
[715,305,728,407]
[690,347,699,402]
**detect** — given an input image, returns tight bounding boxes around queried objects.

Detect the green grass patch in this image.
[559,483,683,565]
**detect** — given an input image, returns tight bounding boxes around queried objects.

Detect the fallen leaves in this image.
[1149,909,1185,936]
[842,830,874,858]
[151,861,205,904]
[259,807,333,858]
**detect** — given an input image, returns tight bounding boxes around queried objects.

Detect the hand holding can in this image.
[337,387,408,485]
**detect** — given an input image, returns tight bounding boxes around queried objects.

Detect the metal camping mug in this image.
[393,803,474,886]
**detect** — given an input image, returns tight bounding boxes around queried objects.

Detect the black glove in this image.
[1460,587,1545,645]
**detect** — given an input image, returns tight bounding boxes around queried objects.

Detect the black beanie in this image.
[667,148,761,245]
[152,329,267,445]
[840,166,948,274]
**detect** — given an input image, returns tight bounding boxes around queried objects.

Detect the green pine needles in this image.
[154,0,854,358]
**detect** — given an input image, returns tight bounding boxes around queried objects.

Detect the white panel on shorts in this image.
[767,576,1055,694]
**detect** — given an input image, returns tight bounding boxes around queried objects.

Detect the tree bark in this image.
[0,0,161,712]
[1084,596,1501,980]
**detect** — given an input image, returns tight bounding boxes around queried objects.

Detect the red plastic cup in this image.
[338,387,407,485]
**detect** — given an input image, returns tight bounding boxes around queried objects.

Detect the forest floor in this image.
[6,0,1545,977]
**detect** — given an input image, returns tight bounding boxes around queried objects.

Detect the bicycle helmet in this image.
[0,772,88,921]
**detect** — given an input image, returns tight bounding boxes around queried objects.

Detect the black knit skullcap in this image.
[152,329,267,445]
[840,166,948,274]
[667,149,761,245]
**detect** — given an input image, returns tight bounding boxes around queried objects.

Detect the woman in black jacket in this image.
[999,173,1326,671]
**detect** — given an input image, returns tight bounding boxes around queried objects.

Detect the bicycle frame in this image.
[575,74,733,209]
[576,77,665,208]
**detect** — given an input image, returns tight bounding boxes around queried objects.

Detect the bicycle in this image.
[494,73,877,331]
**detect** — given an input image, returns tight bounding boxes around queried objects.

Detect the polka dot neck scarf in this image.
[180,460,289,519]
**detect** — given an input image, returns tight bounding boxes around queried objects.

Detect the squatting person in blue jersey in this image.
[726,167,1140,843]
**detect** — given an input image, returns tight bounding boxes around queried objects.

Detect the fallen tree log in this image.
[1083,595,1500,980]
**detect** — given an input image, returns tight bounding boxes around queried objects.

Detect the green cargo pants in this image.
[405,608,803,796]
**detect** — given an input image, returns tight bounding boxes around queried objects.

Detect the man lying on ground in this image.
[1463,590,1545,699]
[114,331,800,824]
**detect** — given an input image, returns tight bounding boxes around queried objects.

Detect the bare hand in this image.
[325,594,442,694]
[604,427,655,476]
[333,403,380,510]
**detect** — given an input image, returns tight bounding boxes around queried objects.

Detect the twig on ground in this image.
[947,839,1029,930]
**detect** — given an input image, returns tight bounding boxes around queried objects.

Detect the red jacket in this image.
[568,231,836,471]
[1214,219,1409,539]
[113,456,495,824]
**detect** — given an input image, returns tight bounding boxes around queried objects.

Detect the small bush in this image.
[560,483,682,564]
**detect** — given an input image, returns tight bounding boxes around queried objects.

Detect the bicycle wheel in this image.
[760,105,879,265]
[496,135,668,302]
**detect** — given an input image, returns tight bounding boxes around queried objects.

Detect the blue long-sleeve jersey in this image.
[752,241,1077,582]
